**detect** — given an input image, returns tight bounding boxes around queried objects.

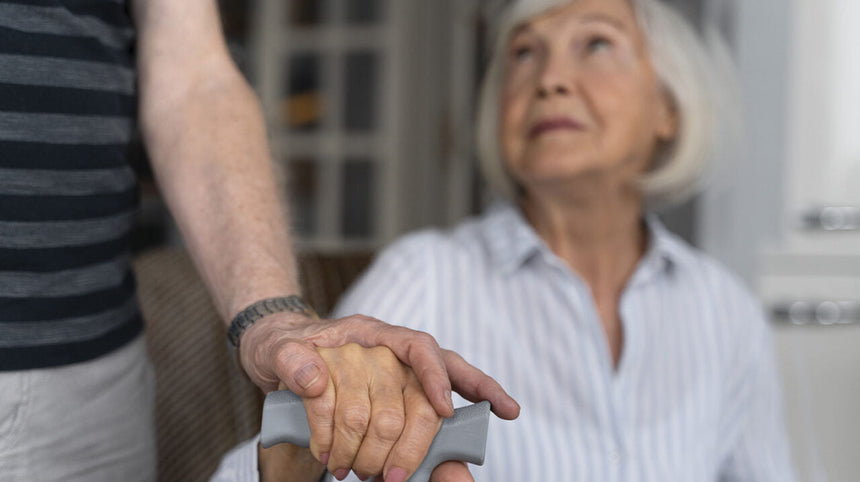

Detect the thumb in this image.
[273,340,330,398]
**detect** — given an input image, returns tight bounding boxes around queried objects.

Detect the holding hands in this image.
[254,326,518,481]
[239,313,520,421]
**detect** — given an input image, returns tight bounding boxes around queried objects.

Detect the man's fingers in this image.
[430,461,474,482]
[402,334,455,418]
[382,381,443,482]
[272,339,329,398]
[443,349,520,420]
[351,378,406,479]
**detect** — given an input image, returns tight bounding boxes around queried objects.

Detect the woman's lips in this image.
[529,117,586,138]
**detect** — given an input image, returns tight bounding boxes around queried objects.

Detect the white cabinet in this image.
[760,255,860,482]
[786,0,860,218]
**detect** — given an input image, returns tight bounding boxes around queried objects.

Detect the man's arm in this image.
[132,0,518,471]
[133,0,295,321]
[131,0,455,406]
[133,0,342,400]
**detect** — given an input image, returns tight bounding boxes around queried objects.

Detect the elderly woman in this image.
[215,0,795,480]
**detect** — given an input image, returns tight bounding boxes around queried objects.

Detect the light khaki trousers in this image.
[0,336,156,481]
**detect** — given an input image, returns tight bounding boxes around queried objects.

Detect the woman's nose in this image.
[536,57,574,99]
[537,83,570,98]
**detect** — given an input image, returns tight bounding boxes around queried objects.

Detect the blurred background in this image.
[134,0,860,480]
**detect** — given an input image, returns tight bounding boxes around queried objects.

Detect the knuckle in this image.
[371,409,405,443]
[338,405,372,433]
[273,342,307,371]
[414,331,438,348]
[475,376,501,397]
[307,399,335,424]
[345,313,380,325]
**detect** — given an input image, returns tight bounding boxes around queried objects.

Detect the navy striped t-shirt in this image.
[0,0,143,370]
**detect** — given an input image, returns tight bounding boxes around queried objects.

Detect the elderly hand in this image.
[308,344,449,480]
[259,344,475,482]
[431,462,474,481]
[239,313,520,421]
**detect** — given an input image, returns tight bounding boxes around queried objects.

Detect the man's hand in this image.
[239,313,520,421]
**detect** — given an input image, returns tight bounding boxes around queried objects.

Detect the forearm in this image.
[140,67,299,323]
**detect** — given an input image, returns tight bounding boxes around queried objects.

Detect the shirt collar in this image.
[480,201,690,280]
[481,201,545,274]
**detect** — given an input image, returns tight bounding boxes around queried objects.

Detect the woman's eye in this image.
[586,37,612,53]
[512,45,534,61]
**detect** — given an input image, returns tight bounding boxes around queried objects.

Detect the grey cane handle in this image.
[260,390,491,481]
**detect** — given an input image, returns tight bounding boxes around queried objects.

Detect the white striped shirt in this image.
[213,202,795,481]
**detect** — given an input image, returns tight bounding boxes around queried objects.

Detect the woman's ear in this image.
[655,87,679,141]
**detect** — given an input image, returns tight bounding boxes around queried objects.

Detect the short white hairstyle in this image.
[476,0,738,207]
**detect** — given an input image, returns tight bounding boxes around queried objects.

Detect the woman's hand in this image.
[304,343,446,481]
[431,461,474,481]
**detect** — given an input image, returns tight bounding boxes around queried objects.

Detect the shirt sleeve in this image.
[210,435,261,482]
[717,304,797,482]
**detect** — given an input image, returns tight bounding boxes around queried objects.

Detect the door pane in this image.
[341,159,375,238]
[288,157,319,236]
[345,0,381,24]
[290,0,327,26]
[343,51,378,132]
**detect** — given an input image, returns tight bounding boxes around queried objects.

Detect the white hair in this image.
[476,0,738,207]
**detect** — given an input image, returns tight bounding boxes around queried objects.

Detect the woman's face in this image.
[500,0,677,193]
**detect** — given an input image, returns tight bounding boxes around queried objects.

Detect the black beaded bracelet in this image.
[227,295,318,348]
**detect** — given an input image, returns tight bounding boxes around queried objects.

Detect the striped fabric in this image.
[0,0,142,370]
[213,201,796,481]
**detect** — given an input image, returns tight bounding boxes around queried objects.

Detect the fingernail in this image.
[446,389,454,410]
[295,363,321,389]
[333,468,350,480]
[319,452,329,465]
[385,467,408,482]
[355,473,369,481]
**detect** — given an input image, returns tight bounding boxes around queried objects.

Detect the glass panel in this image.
[341,159,375,238]
[284,53,323,131]
[343,51,377,132]
[288,157,318,236]
[345,0,381,24]
[290,0,327,26]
